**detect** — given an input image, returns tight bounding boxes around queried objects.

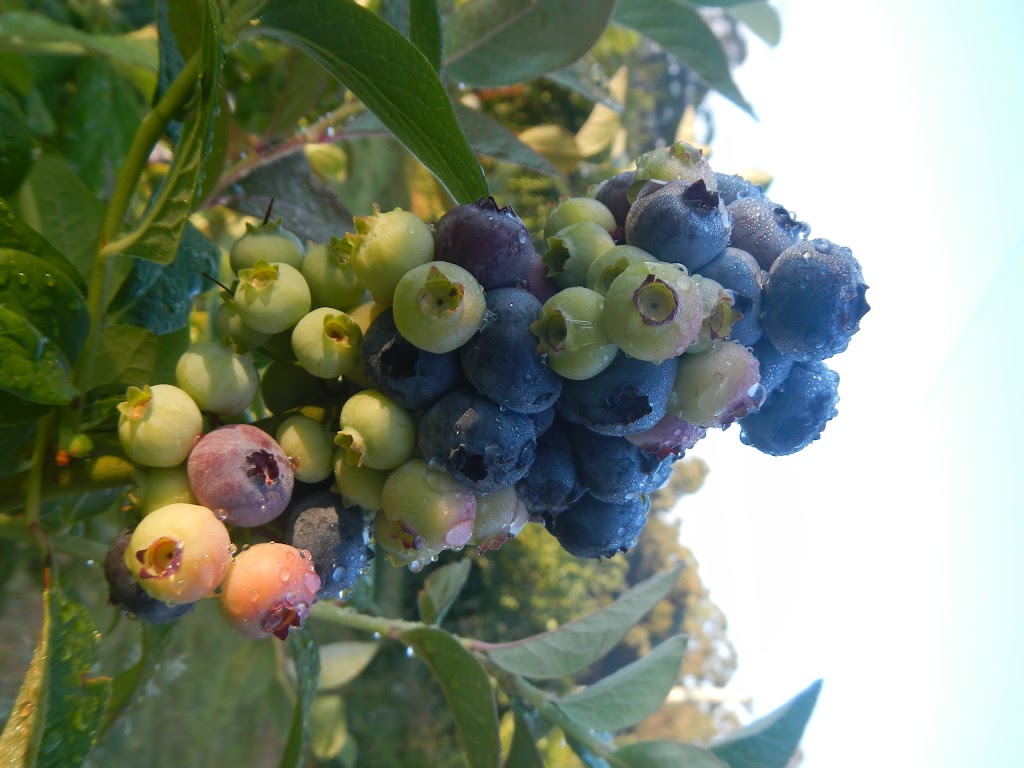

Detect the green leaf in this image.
[88,323,190,390]
[410,0,442,72]
[14,153,105,283]
[0,199,84,290]
[315,641,378,690]
[709,679,822,768]
[0,11,158,93]
[108,222,219,335]
[104,623,177,734]
[456,104,563,177]
[255,0,488,205]
[403,626,501,768]
[444,0,617,87]
[483,566,683,680]
[612,0,753,114]
[614,741,729,768]
[556,635,687,732]
[504,711,544,768]
[60,58,147,195]
[0,305,77,407]
[281,629,321,768]
[107,0,223,264]
[728,2,781,47]
[0,247,89,364]
[0,572,112,768]
[417,558,471,625]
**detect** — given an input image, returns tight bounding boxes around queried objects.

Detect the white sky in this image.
[674,1,1024,766]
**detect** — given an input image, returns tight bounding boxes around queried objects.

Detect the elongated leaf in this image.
[0,305,77,407]
[104,623,177,733]
[107,0,222,264]
[613,0,752,114]
[0,248,89,364]
[614,741,729,768]
[89,323,190,390]
[546,57,624,111]
[315,641,378,690]
[557,635,687,731]
[444,0,617,87]
[280,629,321,768]
[0,573,112,768]
[0,11,157,90]
[0,199,83,290]
[418,558,471,625]
[728,2,781,47]
[483,566,681,679]
[410,0,442,72]
[255,0,487,205]
[504,711,544,768]
[15,153,104,282]
[403,626,501,768]
[709,679,822,768]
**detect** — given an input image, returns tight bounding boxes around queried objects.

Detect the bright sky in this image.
[674,1,1024,766]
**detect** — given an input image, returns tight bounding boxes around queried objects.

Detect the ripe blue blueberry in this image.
[696,246,765,347]
[567,424,674,505]
[433,197,536,289]
[544,493,650,559]
[726,196,809,271]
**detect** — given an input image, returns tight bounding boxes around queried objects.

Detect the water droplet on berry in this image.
[280,569,291,582]
[408,559,423,573]
[304,572,320,593]
[331,566,345,583]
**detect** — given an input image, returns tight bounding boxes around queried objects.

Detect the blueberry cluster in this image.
[105,142,868,633]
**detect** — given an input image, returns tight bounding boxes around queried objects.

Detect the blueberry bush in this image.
[0,1,863,766]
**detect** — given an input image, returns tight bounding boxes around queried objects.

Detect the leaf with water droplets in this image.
[403,626,501,768]
[0,305,77,411]
[0,199,84,290]
[482,566,681,679]
[0,570,112,768]
[0,247,89,365]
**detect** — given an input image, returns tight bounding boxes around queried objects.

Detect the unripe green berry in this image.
[290,307,362,379]
[335,389,415,471]
[233,261,312,335]
[532,287,618,380]
[118,384,203,468]
[333,448,388,511]
[135,465,197,515]
[175,340,260,416]
[543,222,616,289]
[392,261,486,354]
[341,206,434,302]
[230,219,305,275]
[276,414,335,483]
[586,245,658,296]
[301,238,366,311]
[543,197,616,238]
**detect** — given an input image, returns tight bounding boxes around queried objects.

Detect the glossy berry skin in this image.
[290,306,362,379]
[229,219,305,275]
[750,338,794,396]
[105,529,194,623]
[343,206,434,302]
[460,288,562,413]
[124,503,232,605]
[697,246,765,347]
[233,261,312,335]
[134,466,196,514]
[433,197,536,289]
[359,307,463,411]
[336,389,416,470]
[625,179,731,273]
[761,239,869,362]
[117,384,203,468]
[532,287,617,381]
[515,419,584,515]
[333,448,388,511]
[392,261,486,354]
[275,414,335,483]
[739,360,840,456]
[632,141,715,193]
[188,424,295,527]
[594,170,636,229]
[669,341,764,429]
[726,196,809,271]
[568,425,674,505]
[625,413,707,460]
[543,197,616,239]
[545,492,650,559]
[558,354,678,437]
[175,340,260,416]
[542,221,616,290]
[469,487,529,553]
[713,172,764,206]
[301,238,366,311]
[586,245,656,296]
[218,542,321,640]
[376,458,477,569]
[417,389,537,493]
[286,490,373,600]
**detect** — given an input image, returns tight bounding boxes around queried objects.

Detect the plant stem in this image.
[309,603,426,640]
[23,412,54,558]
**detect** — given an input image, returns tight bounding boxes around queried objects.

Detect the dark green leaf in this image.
[60,58,146,195]
[0,198,84,290]
[557,635,687,731]
[613,0,753,114]
[709,679,822,768]
[0,247,89,364]
[255,0,488,204]
[14,153,104,282]
[728,2,781,47]
[266,50,333,137]
[403,626,501,768]
[504,711,544,768]
[546,59,623,111]
[410,0,442,72]
[109,222,219,335]
[614,740,729,768]
[156,0,187,113]
[444,0,617,87]
[88,324,190,390]
[107,0,222,264]
[0,305,77,406]
[280,629,321,768]
[0,390,49,425]
[0,11,158,93]
[0,572,112,768]
[484,566,681,679]
[417,558,471,625]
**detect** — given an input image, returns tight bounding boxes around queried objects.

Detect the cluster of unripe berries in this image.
[105,140,868,637]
